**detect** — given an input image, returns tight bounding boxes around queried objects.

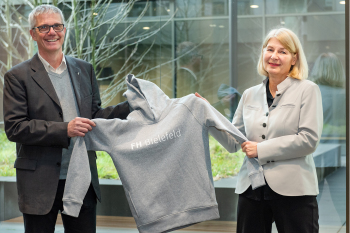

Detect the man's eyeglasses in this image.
[32,24,64,33]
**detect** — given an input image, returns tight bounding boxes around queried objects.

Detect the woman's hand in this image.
[241,141,258,158]
[195,92,210,104]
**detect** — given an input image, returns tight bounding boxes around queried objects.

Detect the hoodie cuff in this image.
[62,200,83,218]
[248,167,266,190]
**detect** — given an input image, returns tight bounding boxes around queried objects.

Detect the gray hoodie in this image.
[62,75,250,233]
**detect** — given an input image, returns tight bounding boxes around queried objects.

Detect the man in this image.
[3,5,129,233]
[176,41,202,97]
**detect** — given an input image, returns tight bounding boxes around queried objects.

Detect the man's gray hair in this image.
[28,5,65,29]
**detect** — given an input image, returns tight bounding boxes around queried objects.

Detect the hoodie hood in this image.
[123,74,172,121]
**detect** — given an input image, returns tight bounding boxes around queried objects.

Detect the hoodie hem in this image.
[137,204,219,233]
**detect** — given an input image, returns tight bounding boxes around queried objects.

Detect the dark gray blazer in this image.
[3,53,129,215]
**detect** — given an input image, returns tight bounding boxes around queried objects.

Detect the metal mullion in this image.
[346,0,349,232]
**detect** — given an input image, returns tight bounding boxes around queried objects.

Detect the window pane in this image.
[175,19,229,102]
[175,0,228,18]
[308,0,346,12]
[238,0,264,15]
[0,1,347,232]
[266,0,307,14]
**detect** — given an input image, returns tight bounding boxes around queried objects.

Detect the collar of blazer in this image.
[263,76,297,96]
[30,53,83,113]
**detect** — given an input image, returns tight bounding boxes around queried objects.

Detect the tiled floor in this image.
[0,223,139,233]
[0,221,345,233]
[0,221,234,233]
[0,167,346,233]
[2,215,236,233]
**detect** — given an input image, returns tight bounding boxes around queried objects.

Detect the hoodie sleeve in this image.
[184,95,247,153]
[62,136,91,217]
[62,118,123,217]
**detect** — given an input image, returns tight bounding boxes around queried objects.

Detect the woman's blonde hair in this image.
[309,53,345,88]
[257,28,308,80]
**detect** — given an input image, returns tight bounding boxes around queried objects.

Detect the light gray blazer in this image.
[233,77,323,196]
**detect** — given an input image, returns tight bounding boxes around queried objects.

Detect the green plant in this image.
[322,123,346,138]
[96,151,120,179]
[0,128,16,176]
[209,136,245,181]
[0,129,244,180]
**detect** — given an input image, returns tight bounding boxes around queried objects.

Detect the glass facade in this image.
[0,0,347,232]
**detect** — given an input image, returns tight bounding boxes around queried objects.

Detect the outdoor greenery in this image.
[322,124,346,138]
[0,129,16,177]
[209,136,245,181]
[96,151,120,179]
[0,129,244,180]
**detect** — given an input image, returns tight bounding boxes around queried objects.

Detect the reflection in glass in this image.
[176,0,228,18]
[176,0,205,18]
[266,16,303,38]
[237,0,263,15]
[310,53,346,145]
[175,19,230,104]
[309,52,346,227]
[265,0,307,14]
[213,84,241,121]
[307,0,346,12]
[176,41,201,97]
[129,1,171,17]
[237,18,263,91]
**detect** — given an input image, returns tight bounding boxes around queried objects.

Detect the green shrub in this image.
[96,151,120,179]
[0,130,244,180]
[322,123,346,137]
[0,128,16,177]
[209,136,245,181]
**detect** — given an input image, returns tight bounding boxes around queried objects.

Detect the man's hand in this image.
[68,117,96,137]
[241,141,258,158]
[195,92,210,104]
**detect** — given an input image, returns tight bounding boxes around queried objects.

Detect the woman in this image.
[234,28,322,232]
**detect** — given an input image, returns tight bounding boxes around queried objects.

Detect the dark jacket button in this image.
[56,162,61,167]
[262,135,266,139]
[267,161,270,163]
[266,112,269,116]
[272,105,276,108]
[263,123,266,127]
[276,94,281,97]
